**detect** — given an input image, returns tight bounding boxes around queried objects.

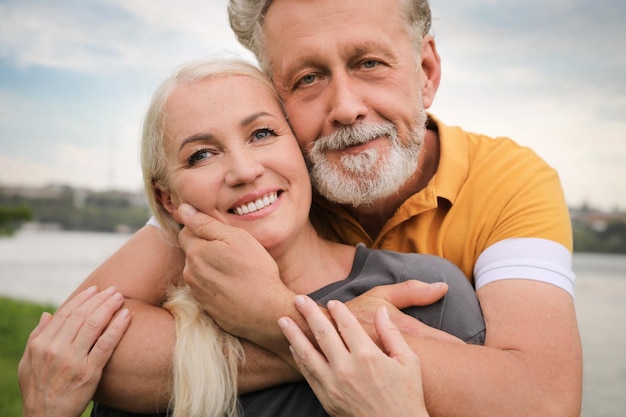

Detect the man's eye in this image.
[299,74,316,85]
[362,60,379,69]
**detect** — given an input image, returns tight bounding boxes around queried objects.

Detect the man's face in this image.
[263,0,429,206]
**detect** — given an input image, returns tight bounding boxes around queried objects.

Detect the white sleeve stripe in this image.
[474,238,576,298]
[146,215,161,228]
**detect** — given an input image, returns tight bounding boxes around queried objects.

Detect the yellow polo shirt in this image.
[311,115,573,291]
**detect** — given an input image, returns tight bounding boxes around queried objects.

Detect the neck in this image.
[346,128,440,238]
[271,223,356,294]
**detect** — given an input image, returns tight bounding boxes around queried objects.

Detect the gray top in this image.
[92,245,485,417]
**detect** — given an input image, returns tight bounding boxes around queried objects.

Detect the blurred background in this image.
[1,1,625,416]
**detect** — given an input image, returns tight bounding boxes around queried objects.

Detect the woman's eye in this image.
[253,128,276,141]
[188,149,213,165]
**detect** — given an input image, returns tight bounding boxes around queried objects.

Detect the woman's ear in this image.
[154,182,183,223]
[419,35,441,109]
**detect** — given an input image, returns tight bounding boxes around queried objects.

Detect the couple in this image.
[20,0,582,416]
[21,57,484,417]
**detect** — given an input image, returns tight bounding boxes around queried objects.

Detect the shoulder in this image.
[363,247,470,285]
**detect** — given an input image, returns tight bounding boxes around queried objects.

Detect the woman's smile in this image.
[231,190,280,215]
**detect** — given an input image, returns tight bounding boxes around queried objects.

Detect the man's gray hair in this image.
[228,0,432,73]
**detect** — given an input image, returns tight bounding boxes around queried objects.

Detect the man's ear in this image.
[154,182,183,224]
[420,35,441,109]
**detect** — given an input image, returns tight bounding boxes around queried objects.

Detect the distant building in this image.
[570,206,626,232]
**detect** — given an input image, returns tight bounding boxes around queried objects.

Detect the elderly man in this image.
[59,0,582,416]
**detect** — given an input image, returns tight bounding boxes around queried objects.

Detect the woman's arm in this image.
[62,225,299,413]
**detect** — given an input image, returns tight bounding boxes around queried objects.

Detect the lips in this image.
[232,191,279,215]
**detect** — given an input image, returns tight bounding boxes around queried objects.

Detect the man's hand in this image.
[177,203,296,347]
[346,281,464,345]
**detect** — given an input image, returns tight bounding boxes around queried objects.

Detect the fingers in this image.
[281,296,377,365]
[70,288,127,355]
[293,296,349,362]
[365,280,448,310]
[278,314,329,385]
[34,286,128,358]
[27,312,53,342]
[374,306,415,360]
[177,203,229,245]
[35,286,99,342]
[88,307,131,368]
[326,299,377,353]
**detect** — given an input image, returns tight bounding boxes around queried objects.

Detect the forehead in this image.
[163,75,284,141]
[262,0,409,75]
[167,75,280,117]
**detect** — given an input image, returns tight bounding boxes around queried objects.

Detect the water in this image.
[1,230,625,416]
[573,253,626,417]
[0,229,133,306]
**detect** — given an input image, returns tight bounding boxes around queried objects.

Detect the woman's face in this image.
[160,75,312,251]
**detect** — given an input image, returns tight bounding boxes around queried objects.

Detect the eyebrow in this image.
[240,111,273,126]
[177,111,274,152]
[178,133,213,153]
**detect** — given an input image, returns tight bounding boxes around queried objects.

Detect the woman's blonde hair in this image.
[142,58,282,244]
[141,58,282,417]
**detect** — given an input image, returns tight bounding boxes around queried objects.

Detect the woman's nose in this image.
[223,148,265,187]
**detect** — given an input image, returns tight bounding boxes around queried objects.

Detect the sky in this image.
[0,0,624,211]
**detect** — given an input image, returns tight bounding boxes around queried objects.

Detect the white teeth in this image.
[233,192,278,215]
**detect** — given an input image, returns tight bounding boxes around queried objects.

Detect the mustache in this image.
[311,122,397,153]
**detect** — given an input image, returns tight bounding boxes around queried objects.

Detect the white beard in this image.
[306,111,427,207]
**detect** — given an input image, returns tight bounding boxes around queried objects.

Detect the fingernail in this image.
[179,203,197,217]
[430,282,446,289]
[381,306,390,319]
[119,308,129,319]
[277,317,289,329]
[294,295,306,308]
[104,286,117,294]
[327,300,336,309]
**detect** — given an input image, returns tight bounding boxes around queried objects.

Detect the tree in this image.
[0,204,33,236]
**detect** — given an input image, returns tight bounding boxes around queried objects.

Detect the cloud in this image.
[428,0,626,210]
[0,0,624,211]
[0,141,142,191]
[0,86,144,191]
[0,0,251,75]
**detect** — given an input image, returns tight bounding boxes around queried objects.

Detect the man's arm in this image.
[62,226,185,307]
[60,226,183,412]
[178,209,582,417]
[411,279,582,417]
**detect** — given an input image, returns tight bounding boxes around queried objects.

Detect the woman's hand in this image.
[278,295,430,417]
[18,286,130,417]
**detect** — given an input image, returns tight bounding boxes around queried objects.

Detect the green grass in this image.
[0,297,92,417]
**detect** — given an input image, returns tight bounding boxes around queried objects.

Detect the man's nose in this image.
[327,73,368,127]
